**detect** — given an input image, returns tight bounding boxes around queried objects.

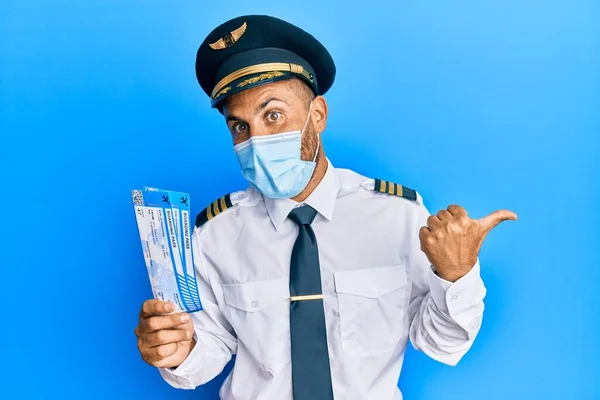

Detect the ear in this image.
[311,95,328,134]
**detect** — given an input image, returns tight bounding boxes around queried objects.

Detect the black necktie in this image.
[288,205,334,400]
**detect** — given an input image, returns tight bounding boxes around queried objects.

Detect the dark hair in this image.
[286,77,316,108]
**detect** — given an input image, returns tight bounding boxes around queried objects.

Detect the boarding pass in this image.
[131,188,202,313]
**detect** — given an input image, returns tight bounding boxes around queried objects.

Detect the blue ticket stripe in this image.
[187,275,201,301]
[166,191,202,311]
[161,204,192,313]
[174,199,197,308]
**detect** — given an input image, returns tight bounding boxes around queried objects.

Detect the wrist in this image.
[434,261,477,283]
[433,267,466,283]
[171,337,196,370]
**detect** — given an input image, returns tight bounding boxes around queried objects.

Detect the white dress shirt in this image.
[159,159,486,400]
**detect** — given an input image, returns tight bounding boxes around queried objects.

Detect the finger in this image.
[140,300,175,318]
[436,209,452,221]
[143,328,193,347]
[478,209,518,233]
[418,226,431,246]
[144,343,178,364]
[447,204,468,217]
[140,313,190,333]
[426,215,442,229]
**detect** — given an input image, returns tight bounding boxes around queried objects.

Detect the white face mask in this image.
[233,102,318,199]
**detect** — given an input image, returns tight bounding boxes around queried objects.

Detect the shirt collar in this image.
[263,158,339,231]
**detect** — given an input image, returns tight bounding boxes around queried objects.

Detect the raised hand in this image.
[419,205,517,282]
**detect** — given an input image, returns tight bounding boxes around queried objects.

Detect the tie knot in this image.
[288,205,317,226]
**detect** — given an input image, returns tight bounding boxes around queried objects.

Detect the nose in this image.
[248,123,275,138]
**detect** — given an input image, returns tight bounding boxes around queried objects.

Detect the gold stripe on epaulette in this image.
[388,182,395,195]
[212,199,222,218]
[209,202,216,219]
[397,185,403,197]
[206,196,229,221]
[379,180,387,193]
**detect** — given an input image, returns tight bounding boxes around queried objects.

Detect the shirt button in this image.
[250,301,259,308]
[371,286,379,294]
[451,294,460,301]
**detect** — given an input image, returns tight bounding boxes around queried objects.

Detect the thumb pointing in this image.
[478,209,518,234]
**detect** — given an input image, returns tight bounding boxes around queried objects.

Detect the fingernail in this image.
[181,314,190,322]
[166,303,175,312]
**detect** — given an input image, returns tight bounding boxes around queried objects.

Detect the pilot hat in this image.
[195,15,336,109]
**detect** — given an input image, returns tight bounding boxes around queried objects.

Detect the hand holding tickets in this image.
[131,187,202,313]
[135,299,196,368]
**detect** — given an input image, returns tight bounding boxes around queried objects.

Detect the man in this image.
[134,15,517,400]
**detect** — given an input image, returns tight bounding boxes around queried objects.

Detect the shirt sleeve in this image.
[407,195,487,366]
[159,232,238,389]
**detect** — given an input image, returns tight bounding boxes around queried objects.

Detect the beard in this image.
[300,121,319,162]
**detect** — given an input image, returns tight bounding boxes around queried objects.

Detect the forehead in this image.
[222,80,298,112]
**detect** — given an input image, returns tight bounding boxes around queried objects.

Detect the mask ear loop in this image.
[300,101,313,138]
[299,101,320,163]
[312,130,320,163]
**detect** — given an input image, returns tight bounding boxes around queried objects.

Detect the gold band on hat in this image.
[211,62,313,99]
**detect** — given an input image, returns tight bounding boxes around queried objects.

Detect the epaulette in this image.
[373,179,417,201]
[195,193,233,228]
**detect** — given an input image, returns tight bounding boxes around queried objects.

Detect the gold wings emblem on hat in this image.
[209,22,247,50]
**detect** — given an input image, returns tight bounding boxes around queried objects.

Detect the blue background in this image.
[1,1,598,399]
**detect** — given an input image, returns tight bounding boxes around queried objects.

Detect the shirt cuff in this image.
[159,331,228,389]
[429,258,486,320]
[163,332,203,377]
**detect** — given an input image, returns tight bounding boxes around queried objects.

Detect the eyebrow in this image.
[255,97,289,114]
[225,97,290,123]
[225,115,244,124]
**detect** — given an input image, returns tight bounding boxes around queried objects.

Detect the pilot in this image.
[134,15,517,399]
